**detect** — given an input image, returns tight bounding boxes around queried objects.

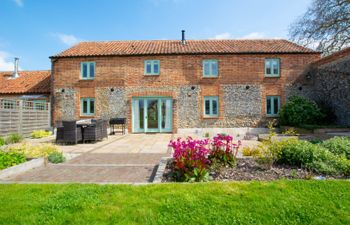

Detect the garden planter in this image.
[0,157,45,180]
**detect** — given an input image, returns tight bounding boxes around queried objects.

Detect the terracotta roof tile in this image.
[0,70,51,94]
[51,39,318,58]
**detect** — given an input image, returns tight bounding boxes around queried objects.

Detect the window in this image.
[81,98,95,116]
[1,99,16,109]
[33,100,47,110]
[266,96,280,116]
[203,59,218,77]
[265,59,280,77]
[80,62,95,79]
[204,96,219,117]
[144,60,160,75]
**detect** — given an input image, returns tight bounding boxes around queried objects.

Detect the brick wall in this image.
[52,53,320,132]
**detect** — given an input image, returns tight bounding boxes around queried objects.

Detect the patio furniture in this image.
[62,121,83,144]
[102,119,108,139]
[109,118,126,135]
[83,120,103,142]
[55,121,64,143]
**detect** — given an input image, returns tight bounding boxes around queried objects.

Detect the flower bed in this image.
[167,134,241,182]
[164,134,350,182]
[0,143,65,171]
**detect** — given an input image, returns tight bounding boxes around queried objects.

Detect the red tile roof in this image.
[0,70,51,94]
[51,39,318,58]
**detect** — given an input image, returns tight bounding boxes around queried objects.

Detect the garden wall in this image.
[286,47,350,126]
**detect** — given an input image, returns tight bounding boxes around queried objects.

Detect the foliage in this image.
[209,133,241,166]
[242,147,252,156]
[254,120,279,168]
[5,133,23,145]
[169,134,241,182]
[0,151,26,170]
[279,96,324,126]
[282,127,299,136]
[242,147,260,157]
[0,137,5,147]
[48,152,65,164]
[0,181,350,224]
[169,137,210,182]
[6,143,60,159]
[277,140,350,175]
[289,0,350,55]
[321,137,350,159]
[31,130,51,139]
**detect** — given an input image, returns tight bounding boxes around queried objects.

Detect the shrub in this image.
[0,151,26,170]
[169,137,210,182]
[209,134,241,166]
[0,137,5,147]
[282,128,299,136]
[242,147,261,157]
[279,96,325,126]
[242,147,252,156]
[253,121,281,168]
[277,140,350,175]
[320,137,350,159]
[48,152,65,164]
[31,130,51,139]
[5,133,23,144]
[6,143,60,159]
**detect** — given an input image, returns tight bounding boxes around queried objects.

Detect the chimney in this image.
[181,30,186,45]
[12,57,20,79]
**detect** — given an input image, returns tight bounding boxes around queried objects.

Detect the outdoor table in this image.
[77,123,95,142]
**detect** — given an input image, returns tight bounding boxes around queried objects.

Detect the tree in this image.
[289,0,350,55]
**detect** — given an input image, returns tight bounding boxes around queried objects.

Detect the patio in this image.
[1,134,172,184]
[1,133,262,183]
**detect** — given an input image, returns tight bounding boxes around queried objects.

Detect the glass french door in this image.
[132,97,172,133]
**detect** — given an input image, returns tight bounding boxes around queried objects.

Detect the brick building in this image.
[0,61,51,109]
[50,38,320,133]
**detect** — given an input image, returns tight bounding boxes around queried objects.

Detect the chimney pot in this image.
[12,57,20,79]
[181,30,186,45]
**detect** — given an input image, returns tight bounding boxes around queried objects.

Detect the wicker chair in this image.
[55,121,64,143]
[62,121,83,144]
[83,120,103,142]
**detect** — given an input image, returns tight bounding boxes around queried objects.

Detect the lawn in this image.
[0,181,349,225]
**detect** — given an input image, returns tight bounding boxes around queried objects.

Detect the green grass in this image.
[0,181,349,224]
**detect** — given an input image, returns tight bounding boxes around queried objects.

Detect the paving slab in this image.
[1,134,172,184]
[67,153,167,165]
[7,164,157,183]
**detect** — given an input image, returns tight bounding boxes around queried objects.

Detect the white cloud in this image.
[210,32,232,40]
[52,33,81,46]
[0,51,21,71]
[12,0,23,7]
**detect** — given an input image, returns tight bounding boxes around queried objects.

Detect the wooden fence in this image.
[0,99,51,137]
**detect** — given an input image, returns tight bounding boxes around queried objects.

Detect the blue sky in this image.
[0,0,311,71]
